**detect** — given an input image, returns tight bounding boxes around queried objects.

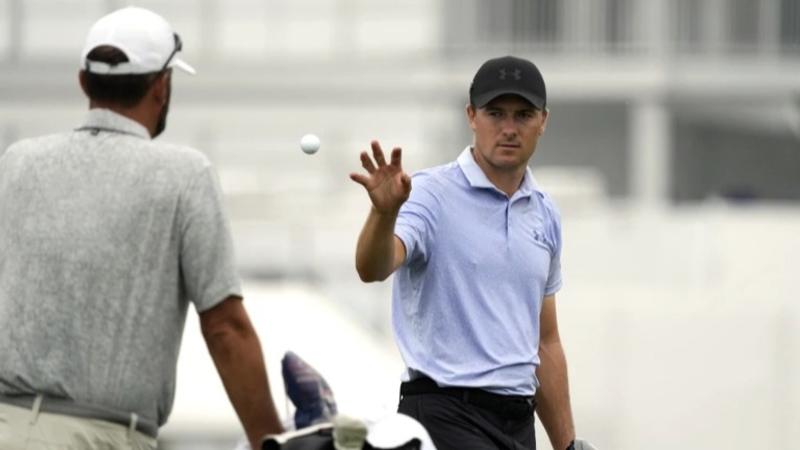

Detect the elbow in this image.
[356,269,381,283]
[355,263,389,283]
[357,270,373,282]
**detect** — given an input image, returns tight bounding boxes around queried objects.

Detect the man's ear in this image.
[466,104,477,131]
[538,108,549,135]
[150,71,171,105]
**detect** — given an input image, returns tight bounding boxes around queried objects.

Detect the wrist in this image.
[371,205,400,219]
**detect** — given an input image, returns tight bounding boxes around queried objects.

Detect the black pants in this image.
[397,378,536,450]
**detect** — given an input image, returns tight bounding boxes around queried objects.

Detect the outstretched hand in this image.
[349,140,411,215]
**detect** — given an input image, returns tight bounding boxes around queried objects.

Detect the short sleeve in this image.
[394,172,440,266]
[543,195,563,295]
[178,163,242,312]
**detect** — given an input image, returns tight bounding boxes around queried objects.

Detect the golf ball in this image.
[300,134,320,154]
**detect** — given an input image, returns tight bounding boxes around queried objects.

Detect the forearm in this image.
[355,206,398,282]
[535,340,575,450]
[205,324,283,447]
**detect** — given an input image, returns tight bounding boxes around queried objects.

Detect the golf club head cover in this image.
[282,351,338,429]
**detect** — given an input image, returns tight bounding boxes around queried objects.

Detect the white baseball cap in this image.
[80,6,195,75]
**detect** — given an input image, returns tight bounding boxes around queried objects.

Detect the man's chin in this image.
[494,150,522,162]
[489,158,524,172]
[495,146,523,158]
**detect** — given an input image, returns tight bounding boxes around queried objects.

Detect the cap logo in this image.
[499,68,522,81]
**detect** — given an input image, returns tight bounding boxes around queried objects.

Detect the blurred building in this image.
[1,1,798,449]
[4,0,800,205]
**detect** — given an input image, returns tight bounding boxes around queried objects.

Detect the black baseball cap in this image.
[469,55,546,109]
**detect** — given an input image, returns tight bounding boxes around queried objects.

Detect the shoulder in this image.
[2,134,71,171]
[3,133,69,158]
[147,141,210,167]
[410,160,461,192]
[536,190,562,224]
[404,162,461,209]
[142,141,215,182]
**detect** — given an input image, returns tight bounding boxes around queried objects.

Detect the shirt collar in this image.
[456,146,540,197]
[78,108,151,140]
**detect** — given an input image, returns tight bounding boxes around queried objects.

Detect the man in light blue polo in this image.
[350,56,579,450]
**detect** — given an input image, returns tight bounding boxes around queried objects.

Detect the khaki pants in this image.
[0,400,157,450]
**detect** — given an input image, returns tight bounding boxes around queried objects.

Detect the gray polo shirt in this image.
[0,109,241,428]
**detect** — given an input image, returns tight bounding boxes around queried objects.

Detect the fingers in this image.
[401,173,412,193]
[390,147,402,169]
[358,142,404,186]
[371,140,387,167]
[360,151,376,174]
[349,173,369,187]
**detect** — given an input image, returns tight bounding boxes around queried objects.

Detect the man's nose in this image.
[500,119,518,137]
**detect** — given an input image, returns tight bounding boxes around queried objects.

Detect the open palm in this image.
[349,140,411,214]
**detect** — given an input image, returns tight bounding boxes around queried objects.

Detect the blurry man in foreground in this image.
[0,7,282,449]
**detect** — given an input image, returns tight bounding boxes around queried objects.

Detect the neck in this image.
[487,169,526,197]
[470,148,527,197]
[88,101,156,137]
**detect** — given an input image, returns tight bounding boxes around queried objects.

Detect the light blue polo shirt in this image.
[393,146,562,396]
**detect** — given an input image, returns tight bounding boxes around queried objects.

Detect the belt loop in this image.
[127,413,138,440]
[29,395,43,425]
[461,390,470,404]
